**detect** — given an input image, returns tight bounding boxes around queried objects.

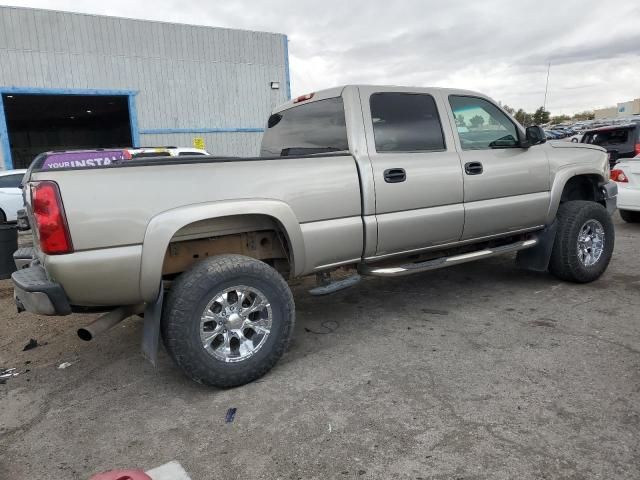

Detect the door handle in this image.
[384,168,406,183]
[464,162,483,175]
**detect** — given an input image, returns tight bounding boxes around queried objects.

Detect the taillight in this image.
[610,169,628,183]
[635,143,640,156]
[31,181,73,254]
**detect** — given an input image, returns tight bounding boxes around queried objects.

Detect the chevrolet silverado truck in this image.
[12,85,617,387]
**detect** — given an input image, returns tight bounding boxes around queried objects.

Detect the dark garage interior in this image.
[2,94,133,168]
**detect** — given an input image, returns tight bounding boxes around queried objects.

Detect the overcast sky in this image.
[4,0,639,115]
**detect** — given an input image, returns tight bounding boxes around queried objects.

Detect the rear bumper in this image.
[602,182,618,215]
[617,185,640,212]
[12,265,72,316]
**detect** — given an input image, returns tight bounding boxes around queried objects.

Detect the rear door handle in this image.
[384,168,406,183]
[464,162,483,175]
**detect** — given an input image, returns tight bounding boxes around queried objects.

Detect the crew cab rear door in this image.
[358,86,464,256]
[445,94,550,240]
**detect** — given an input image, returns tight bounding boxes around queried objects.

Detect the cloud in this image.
[520,33,640,66]
[4,0,640,114]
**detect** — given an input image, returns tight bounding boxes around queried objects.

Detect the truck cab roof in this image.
[272,85,489,113]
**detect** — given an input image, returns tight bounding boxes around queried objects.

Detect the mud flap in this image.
[141,286,163,366]
[516,222,557,272]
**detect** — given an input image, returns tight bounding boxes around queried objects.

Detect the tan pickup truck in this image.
[12,85,617,387]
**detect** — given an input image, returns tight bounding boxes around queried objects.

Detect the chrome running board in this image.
[359,239,538,277]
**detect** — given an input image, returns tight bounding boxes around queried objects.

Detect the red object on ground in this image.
[90,470,152,480]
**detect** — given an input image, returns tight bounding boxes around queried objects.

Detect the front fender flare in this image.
[546,166,606,224]
[139,199,305,302]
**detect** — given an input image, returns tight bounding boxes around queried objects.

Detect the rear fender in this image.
[139,200,304,302]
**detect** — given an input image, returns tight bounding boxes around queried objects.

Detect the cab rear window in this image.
[260,97,349,157]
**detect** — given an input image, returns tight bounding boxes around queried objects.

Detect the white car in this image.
[611,160,640,222]
[128,147,209,158]
[0,169,26,222]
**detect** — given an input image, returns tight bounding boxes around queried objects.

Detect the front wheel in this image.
[619,209,640,223]
[161,254,295,387]
[548,201,614,283]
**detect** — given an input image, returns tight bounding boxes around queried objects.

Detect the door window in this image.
[0,173,24,188]
[369,93,445,153]
[449,96,519,150]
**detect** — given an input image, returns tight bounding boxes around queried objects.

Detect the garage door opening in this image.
[2,93,133,168]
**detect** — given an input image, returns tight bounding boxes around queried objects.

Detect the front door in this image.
[447,95,550,240]
[358,87,465,257]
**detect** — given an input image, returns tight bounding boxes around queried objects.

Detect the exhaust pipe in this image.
[77,305,144,341]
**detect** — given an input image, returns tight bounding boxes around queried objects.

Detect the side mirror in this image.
[524,126,546,147]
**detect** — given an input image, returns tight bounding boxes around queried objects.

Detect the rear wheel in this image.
[619,209,640,223]
[549,201,614,283]
[161,254,295,387]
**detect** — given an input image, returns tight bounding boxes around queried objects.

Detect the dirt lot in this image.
[1,215,639,480]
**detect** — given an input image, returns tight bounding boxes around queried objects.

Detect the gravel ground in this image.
[0,214,638,480]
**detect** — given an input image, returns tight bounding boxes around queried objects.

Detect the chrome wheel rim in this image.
[200,285,272,363]
[577,219,605,267]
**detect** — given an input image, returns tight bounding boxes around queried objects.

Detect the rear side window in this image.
[260,97,349,157]
[370,93,445,152]
[582,128,633,146]
[0,173,24,188]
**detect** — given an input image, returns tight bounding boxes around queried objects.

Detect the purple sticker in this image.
[41,150,130,170]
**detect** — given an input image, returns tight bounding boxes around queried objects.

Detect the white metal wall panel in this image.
[0,6,289,161]
[140,132,263,157]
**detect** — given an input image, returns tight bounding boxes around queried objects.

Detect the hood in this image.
[548,142,606,153]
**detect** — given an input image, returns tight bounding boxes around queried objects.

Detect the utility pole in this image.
[543,63,551,111]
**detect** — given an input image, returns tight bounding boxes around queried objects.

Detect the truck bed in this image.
[26,152,364,305]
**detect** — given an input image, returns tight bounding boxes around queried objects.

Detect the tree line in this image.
[501,105,595,127]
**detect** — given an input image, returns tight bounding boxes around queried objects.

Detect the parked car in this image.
[128,147,209,158]
[545,130,561,140]
[610,159,640,222]
[581,124,640,167]
[550,129,568,139]
[0,169,27,222]
[12,85,617,387]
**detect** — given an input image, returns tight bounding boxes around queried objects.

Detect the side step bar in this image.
[309,274,361,296]
[359,239,538,277]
